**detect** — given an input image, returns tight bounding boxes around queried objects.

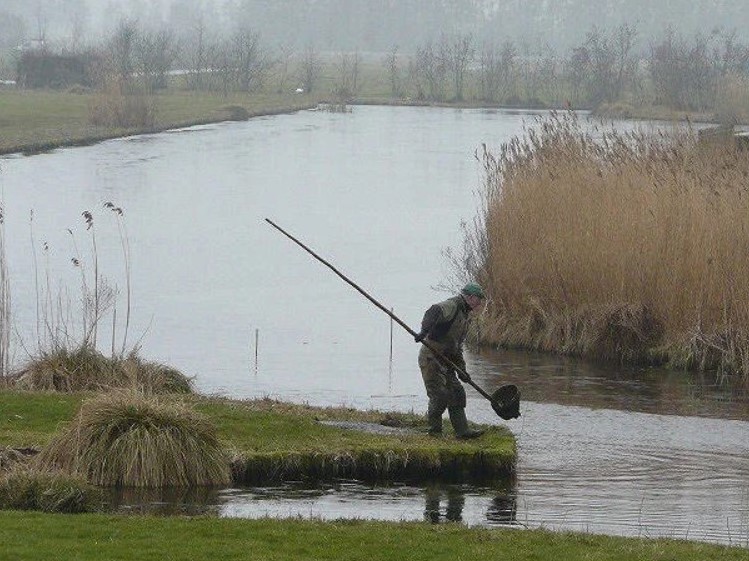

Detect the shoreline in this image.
[0,101,320,157]
[1,91,724,158]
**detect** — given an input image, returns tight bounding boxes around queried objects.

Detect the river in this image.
[1,105,747,546]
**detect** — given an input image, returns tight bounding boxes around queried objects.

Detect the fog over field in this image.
[1,1,747,52]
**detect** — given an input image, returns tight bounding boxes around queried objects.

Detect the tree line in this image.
[397,24,749,115]
[12,19,749,120]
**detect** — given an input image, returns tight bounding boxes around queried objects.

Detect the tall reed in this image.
[473,112,749,380]
[0,203,10,380]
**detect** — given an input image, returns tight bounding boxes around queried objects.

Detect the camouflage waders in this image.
[419,346,467,435]
[417,295,475,437]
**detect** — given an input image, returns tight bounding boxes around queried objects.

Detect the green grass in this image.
[201,399,513,483]
[0,90,318,154]
[0,392,515,484]
[0,392,82,448]
[1,511,746,561]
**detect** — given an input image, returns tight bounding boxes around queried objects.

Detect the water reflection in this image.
[105,486,223,516]
[104,479,520,529]
[469,348,749,420]
[214,479,518,528]
[423,484,516,525]
[424,486,465,523]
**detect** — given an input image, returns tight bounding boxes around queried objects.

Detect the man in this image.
[414,283,486,439]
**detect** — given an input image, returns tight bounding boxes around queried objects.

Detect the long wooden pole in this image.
[264,218,494,402]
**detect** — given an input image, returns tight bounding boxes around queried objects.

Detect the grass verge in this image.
[0,90,318,155]
[1,511,747,561]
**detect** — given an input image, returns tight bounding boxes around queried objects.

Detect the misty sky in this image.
[2,1,748,52]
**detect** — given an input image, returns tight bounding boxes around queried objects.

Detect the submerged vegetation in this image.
[469,112,749,382]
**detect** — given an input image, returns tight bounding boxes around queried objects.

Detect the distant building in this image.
[16,51,95,89]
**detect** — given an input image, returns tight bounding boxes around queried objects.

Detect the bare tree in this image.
[569,23,638,106]
[479,40,517,103]
[136,28,179,92]
[230,27,272,92]
[648,28,716,110]
[718,30,749,76]
[333,51,361,101]
[411,38,448,101]
[532,44,561,106]
[106,19,139,92]
[383,45,404,98]
[67,0,88,52]
[209,37,234,97]
[274,42,295,94]
[182,9,209,91]
[446,33,474,101]
[33,0,48,45]
[299,43,321,94]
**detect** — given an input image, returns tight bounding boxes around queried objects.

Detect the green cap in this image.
[461,282,485,299]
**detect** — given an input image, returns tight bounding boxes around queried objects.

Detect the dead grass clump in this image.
[220,105,250,120]
[578,304,664,363]
[35,392,230,487]
[0,466,101,513]
[0,448,30,472]
[13,347,193,394]
[119,355,194,394]
[473,111,749,379]
[15,346,126,391]
[89,85,156,128]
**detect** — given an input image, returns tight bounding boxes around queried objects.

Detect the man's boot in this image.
[448,407,484,440]
[427,402,444,436]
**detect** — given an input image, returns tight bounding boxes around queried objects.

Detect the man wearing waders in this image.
[414,283,486,439]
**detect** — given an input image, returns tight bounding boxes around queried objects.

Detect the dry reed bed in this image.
[476,113,749,379]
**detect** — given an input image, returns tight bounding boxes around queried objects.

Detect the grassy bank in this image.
[2,511,746,561]
[0,391,515,484]
[0,79,725,158]
[473,112,749,381]
[0,90,318,155]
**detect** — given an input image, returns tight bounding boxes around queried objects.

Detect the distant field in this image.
[0,90,317,155]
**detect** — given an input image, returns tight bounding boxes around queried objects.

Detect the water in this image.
[1,105,747,546]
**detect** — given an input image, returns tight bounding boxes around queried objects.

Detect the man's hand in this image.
[458,370,472,383]
[414,331,427,343]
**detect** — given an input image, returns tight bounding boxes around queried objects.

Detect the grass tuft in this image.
[13,347,193,394]
[0,466,101,513]
[35,392,230,487]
